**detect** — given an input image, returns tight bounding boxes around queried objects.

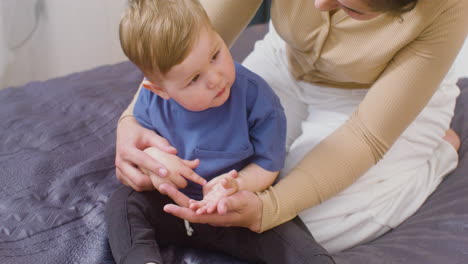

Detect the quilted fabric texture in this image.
[0,62,139,264]
[0,61,467,263]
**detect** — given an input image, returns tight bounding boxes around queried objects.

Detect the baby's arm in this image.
[236,163,278,193]
[191,163,278,214]
[141,147,205,193]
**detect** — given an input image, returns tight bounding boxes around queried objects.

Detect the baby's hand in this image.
[189,170,239,215]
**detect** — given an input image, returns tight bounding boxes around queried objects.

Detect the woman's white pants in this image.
[242,24,460,253]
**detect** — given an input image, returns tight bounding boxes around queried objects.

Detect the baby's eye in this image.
[211,51,219,62]
[189,74,200,85]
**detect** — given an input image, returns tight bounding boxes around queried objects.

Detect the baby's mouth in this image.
[215,87,226,97]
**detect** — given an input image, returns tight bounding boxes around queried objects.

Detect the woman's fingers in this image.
[160,183,191,207]
[144,147,204,187]
[115,167,134,188]
[143,132,178,155]
[116,141,169,190]
[164,202,240,227]
[166,174,189,189]
[149,174,180,194]
[133,150,169,177]
[116,164,153,192]
[115,116,177,191]
[164,203,210,224]
[180,165,206,186]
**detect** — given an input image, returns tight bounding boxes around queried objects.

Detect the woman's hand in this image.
[115,116,178,191]
[142,147,206,194]
[161,183,263,232]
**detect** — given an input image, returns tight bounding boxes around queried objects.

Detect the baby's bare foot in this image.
[443,128,461,152]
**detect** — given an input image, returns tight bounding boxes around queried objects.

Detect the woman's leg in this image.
[288,77,460,253]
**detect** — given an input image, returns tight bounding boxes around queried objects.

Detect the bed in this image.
[1,24,467,264]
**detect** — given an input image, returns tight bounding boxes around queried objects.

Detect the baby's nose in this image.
[207,72,222,89]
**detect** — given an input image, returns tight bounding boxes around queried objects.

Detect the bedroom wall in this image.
[0,1,466,90]
[0,0,128,90]
[453,38,468,79]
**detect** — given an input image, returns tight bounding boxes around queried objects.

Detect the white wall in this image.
[453,38,468,80]
[0,5,12,84]
[0,0,128,90]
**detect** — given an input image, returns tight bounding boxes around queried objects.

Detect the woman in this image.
[115,0,467,253]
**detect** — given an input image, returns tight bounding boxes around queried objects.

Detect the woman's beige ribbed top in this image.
[201,0,468,232]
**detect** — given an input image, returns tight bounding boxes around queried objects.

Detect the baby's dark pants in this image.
[105,185,334,264]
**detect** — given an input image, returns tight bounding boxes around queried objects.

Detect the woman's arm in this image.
[200,0,262,47]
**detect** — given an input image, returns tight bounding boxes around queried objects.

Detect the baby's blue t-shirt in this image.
[134,63,286,200]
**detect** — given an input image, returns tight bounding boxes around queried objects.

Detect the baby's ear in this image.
[142,80,170,100]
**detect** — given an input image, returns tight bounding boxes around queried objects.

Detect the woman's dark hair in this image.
[366,0,418,15]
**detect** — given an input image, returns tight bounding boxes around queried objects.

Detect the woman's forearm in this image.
[257,121,378,232]
[120,83,143,120]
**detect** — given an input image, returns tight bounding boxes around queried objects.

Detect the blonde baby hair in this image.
[119,0,213,75]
